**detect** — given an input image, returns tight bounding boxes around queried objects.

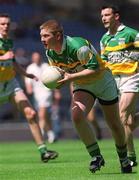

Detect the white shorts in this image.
[114,72,139,94]
[34,91,53,109]
[73,70,118,105]
[0,78,22,104]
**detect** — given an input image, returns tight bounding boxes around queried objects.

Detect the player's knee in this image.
[72,108,84,123]
[24,108,37,123]
[120,113,128,126]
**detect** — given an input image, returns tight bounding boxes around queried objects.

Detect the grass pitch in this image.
[0,139,138,180]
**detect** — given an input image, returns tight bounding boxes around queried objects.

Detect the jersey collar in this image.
[0,33,9,39]
[106,24,126,35]
[58,36,66,54]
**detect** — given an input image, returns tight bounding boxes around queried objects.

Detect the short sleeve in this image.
[77,45,99,69]
[77,46,93,64]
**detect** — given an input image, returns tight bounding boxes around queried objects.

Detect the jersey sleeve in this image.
[77,46,99,70]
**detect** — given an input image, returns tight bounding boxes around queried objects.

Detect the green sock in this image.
[116,144,128,162]
[86,142,101,157]
[128,151,136,161]
[38,144,47,155]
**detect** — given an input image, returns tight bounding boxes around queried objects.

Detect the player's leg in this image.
[101,101,132,173]
[38,107,47,135]
[72,90,104,173]
[87,107,102,140]
[119,92,138,166]
[38,106,56,143]
[133,112,139,130]
[10,90,58,162]
[130,112,139,132]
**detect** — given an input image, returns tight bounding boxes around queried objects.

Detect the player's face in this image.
[40,28,58,50]
[101,8,117,29]
[0,17,10,38]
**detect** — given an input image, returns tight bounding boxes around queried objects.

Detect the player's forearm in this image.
[0,51,15,61]
[0,55,10,61]
[13,61,27,76]
[14,61,38,81]
[70,68,99,81]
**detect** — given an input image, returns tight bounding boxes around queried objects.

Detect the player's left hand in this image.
[58,72,72,84]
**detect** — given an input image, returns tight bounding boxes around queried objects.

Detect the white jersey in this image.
[25,63,53,108]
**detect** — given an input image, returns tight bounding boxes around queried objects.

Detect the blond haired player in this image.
[40,19,132,173]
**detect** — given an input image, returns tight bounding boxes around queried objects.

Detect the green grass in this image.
[0,139,138,180]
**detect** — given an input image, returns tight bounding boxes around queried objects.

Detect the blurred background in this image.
[0,0,139,141]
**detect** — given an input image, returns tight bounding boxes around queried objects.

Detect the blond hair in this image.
[40,19,63,34]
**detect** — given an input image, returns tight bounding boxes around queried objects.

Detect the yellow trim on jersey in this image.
[134,41,139,47]
[0,50,6,55]
[106,61,138,75]
[0,66,15,82]
[105,42,133,52]
[48,61,80,68]
[49,54,107,71]
[96,54,107,69]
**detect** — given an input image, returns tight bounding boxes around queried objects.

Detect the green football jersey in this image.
[46,36,105,84]
[0,38,15,82]
[46,36,106,84]
[100,25,139,75]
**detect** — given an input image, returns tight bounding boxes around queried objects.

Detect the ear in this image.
[56,32,62,40]
[115,13,120,21]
